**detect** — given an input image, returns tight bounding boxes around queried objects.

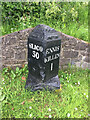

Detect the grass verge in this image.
[1,65,89,118]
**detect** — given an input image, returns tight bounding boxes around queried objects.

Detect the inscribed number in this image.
[32,51,39,59]
[51,63,53,71]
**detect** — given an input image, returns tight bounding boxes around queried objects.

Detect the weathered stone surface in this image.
[25,24,61,91]
[75,42,88,50]
[81,62,90,69]
[80,51,89,56]
[2,64,22,70]
[13,46,26,51]
[68,39,77,46]
[16,28,33,40]
[18,41,27,48]
[60,32,77,41]
[63,50,78,58]
[3,60,26,64]
[0,45,1,51]
[1,36,6,45]
[2,48,14,58]
[0,64,2,70]
[71,55,82,65]
[60,58,70,65]
[61,41,69,47]
[1,27,90,69]
[75,61,90,69]
[0,50,1,56]
[75,62,82,68]
[87,44,90,52]
[0,55,2,59]
[62,45,75,50]
[84,56,90,63]
[15,51,26,60]
[4,35,17,45]
[0,58,1,64]
[61,38,77,46]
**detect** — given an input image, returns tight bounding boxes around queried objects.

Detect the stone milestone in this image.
[25,24,61,91]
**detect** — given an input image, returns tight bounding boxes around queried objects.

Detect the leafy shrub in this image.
[1,2,88,24]
[1,2,88,41]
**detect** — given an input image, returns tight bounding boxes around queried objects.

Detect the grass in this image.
[57,23,88,42]
[1,19,88,42]
[1,65,89,118]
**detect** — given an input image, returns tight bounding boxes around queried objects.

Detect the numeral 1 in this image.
[51,63,53,71]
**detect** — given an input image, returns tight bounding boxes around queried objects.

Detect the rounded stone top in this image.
[28,24,61,42]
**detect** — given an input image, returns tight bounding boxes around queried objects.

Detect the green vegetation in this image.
[0,2,89,118]
[1,2,88,42]
[1,65,89,118]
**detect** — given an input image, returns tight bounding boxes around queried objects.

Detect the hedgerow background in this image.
[1,2,88,42]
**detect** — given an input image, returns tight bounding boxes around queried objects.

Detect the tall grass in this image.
[1,2,88,42]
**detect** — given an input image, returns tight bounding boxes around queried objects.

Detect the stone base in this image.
[25,74,60,92]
